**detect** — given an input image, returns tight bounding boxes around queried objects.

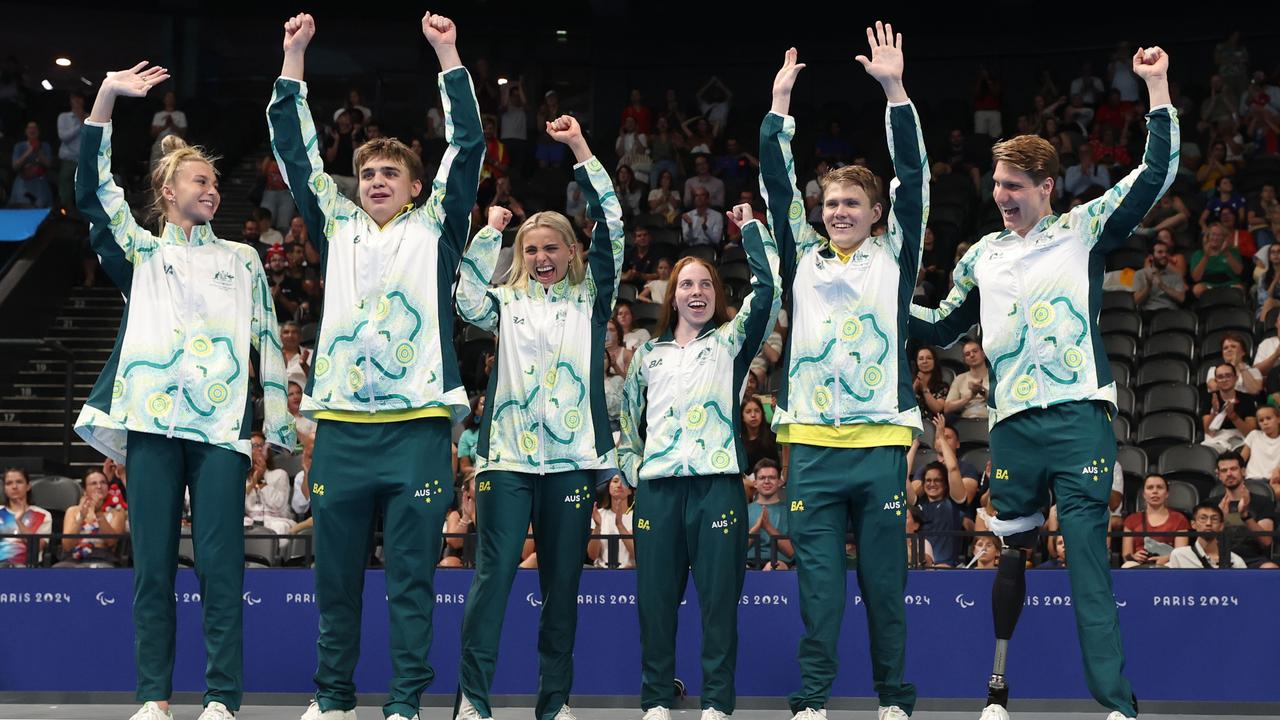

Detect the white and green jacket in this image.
[758,101,929,433]
[75,121,295,461]
[456,158,625,474]
[617,220,781,485]
[909,105,1180,427]
[266,67,484,421]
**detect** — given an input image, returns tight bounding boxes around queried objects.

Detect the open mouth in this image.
[687,299,708,312]
[369,191,391,202]
[830,221,853,232]
[534,264,556,282]
[1000,206,1020,222]
[198,198,216,209]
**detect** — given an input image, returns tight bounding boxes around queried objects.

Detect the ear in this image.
[410,179,423,199]
[1041,176,1056,198]
[870,202,884,225]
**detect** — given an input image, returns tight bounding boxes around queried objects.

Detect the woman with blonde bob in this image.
[454,114,624,720]
[75,61,293,720]
[618,203,781,720]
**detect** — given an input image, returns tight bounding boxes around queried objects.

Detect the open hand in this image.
[104,62,169,98]
[772,47,806,100]
[855,21,905,88]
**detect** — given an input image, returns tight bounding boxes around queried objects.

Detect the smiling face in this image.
[287,382,303,415]
[671,260,716,330]
[822,182,881,250]
[165,160,220,225]
[915,347,936,375]
[82,471,107,503]
[923,465,947,501]
[992,162,1054,236]
[280,322,300,350]
[521,226,575,287]
[754,464,781,500]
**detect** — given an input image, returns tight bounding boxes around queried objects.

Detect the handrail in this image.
[8,529,1277,571]
[0,338,75,465]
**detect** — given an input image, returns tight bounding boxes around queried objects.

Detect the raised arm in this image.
[721,205,782,359]
[908,243,983,348]
[1077,47,1179,254]
[760,48,824,282]
[456,207,512,333]
[268,13,344,256]
[248,250,296,455]
[421,12,486,261]
[617,344,650,488]
[856,21,929,268]
[79,62,169,268]
[549,116,625,316]
[931,415,967,504]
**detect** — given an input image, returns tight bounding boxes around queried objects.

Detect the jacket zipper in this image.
[1014,236,1049,410]
[167,242,193,438]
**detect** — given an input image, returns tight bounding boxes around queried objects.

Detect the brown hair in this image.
[991,134,1060,184]
[149,135,221,232]
[354,137,426,185]
[818,165,882,206]
[655,256,729,336]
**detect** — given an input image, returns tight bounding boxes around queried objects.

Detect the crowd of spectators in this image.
[5,29,1280,571]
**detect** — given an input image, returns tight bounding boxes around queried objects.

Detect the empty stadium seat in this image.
[1103,334,1138,367]
[29,476,81,513]
[1102,290,1138,312]
[1113,414,1131,443]
[1117,444,1149,479]
[1142,332,1196,363]
[1195,286,1246,313]
[953,418,989,452]
[1203,307,1254,335]
[1135,358,1191,389]
[1109,361,1131,387]
[1137,414,1199,459]
[1115,384,1135,421]
[1156,443,1219,495]
[1100,309,1141,339]
[1146,308,1198,338]
[1141,383,1200,419]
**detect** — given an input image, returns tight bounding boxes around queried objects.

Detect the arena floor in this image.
[0,705,1269,720]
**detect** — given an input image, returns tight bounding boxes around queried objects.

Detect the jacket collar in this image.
[160,222,217,246]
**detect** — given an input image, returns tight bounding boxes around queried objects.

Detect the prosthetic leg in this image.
[983,530,1036,719]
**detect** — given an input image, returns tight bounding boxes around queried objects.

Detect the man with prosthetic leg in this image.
[909,46,1179,720]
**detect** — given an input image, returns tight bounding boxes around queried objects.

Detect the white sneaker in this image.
[1104,714,1136,720]
[299,700,357,720]
[129,703,172,720]
[643,708,671,720]
[701,709,729,720]
[197,703,235,720]
[978,705,1009,720]
[387,715,418,720]
[878,707,909,720]
[554,706,578,720]
[456,695,490,720]
[789,709,827,720]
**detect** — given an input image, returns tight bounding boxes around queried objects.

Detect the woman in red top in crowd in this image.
[1121,474,1190,567]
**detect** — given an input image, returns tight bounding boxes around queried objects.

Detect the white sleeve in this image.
[291,471,310,517]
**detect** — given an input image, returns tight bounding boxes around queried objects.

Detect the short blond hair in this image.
[503,211,586,287]
[149,135,220,231]
[354,137,425,184]
[992,135,1060,184]
[818,164,882,206]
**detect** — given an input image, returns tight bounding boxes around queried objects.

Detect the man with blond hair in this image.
[910,47,1179,720]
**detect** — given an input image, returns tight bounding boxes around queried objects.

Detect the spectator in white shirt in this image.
[1167,503,1247,568]
[244,432,295,535]
[945,340,990,421]
[1242,405,1280,482]
[588,474,634,568]
[681,186,724,248]
[149,90,187,166]
[56,91,87,210]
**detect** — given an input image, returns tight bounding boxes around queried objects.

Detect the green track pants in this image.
[308,417,454,719]
[126,430,249,710]
[786,443,916,715]
[634,474,746,713]
[457,469,596,720]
